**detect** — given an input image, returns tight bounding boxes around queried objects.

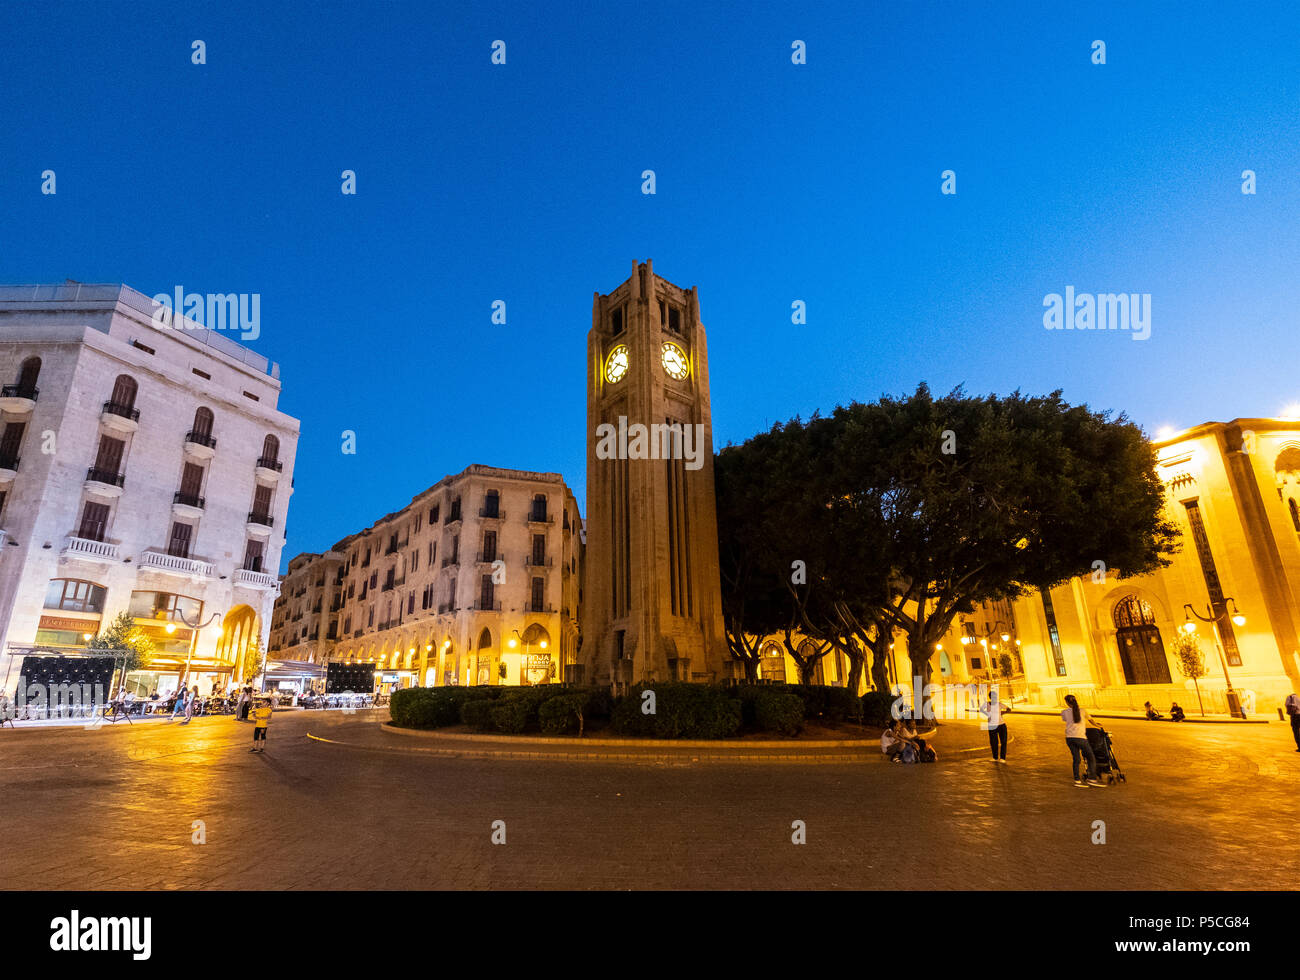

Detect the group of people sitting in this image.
[880,718,938,764]
[1143,700,1186,722]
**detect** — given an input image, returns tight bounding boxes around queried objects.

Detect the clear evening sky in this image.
[4,0,1299,567]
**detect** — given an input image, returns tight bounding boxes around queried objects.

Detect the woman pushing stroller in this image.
[1061,694,1106,788]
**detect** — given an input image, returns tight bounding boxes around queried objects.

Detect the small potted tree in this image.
[1170,632,1207,717]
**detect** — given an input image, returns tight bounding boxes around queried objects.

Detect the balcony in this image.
[246,511,274,536]
[471,600,502,612]
[140,549,215,579]
[526,512,553,526]
[0,383,37,414]
[353,629,364,639]
[101,401,140,433]
[437,603,457,614]
[234,568,279,590]
[61,536,121,563]
[478,507,505,520]
[172,491,206,519]
[476,552,499,565]
[255,456,283,483]
[0,454,18,482]
[524,556,553,568]
[85,467,125,497]
[183,430,217,460]
[441,556,459,568]
[525,602,555,614]
[443,511,462,526]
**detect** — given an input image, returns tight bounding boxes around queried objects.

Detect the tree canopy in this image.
[715,384,1179,690]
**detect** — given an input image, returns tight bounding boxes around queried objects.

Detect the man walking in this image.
[168,686,187,722]
[980,687,1010,763]
[1286,691,1300,752]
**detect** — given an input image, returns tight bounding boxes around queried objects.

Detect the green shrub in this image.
[822,686,862,723]
[390,686,497,728]
[860,690,897,728]
[753,688,804,735]
[611,683,742,739]
[460,698,496,731]
[538,693,589,735]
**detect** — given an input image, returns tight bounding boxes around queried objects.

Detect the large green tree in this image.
[716,385,1179,693]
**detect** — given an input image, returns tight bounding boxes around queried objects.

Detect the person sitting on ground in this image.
[1169,702,1186,722]
[915,737,938,763]
[1143,700,1163,721]
[881,720,907,761]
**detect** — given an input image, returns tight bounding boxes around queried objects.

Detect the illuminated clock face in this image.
[604,344,629,384]
[661,342,689,380]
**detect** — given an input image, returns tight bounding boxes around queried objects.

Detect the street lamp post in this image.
[1182,598,1247,719]
[171,609,223,692]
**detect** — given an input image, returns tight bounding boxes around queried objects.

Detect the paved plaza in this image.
[0,708,1295,890]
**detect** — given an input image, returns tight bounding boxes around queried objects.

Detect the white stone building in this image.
[0,282,299,699]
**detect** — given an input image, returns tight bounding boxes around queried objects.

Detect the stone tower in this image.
[581,261,728,685]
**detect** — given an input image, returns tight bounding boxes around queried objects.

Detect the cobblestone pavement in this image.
[0,707,1295,890]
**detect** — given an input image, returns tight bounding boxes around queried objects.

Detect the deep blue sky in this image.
[5,1,1299,568]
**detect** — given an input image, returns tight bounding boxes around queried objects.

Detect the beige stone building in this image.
[581,261,728,686]
[272,465,582,690]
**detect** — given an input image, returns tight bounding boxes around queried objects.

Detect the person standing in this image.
[180,685,199,725]
[1062,694,1103,787]
[168,686,187,722]
[250,697,272,752]
[1285,691,1300,752]
[980,688,1010,763]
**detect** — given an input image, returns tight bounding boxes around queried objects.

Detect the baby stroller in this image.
[1085,726,1126,784]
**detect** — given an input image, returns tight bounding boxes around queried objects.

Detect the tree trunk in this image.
[868,630,891,692]
[1193,677,1205,717]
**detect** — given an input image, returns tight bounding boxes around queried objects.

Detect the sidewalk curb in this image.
[312,730,879,764]
[379,721,885,748]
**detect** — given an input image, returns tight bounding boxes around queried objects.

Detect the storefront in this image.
[264,658,326,695]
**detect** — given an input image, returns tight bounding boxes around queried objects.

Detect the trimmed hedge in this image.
[390,686,499,728]
[752,688,804,735]
[539,693,589,735]
[860,690,897,727]
[610,683,742,739]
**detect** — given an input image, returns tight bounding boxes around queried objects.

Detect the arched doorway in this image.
[217,605,259,684]
[476,628,494,685]
[1113,595,1171,685]
[521,623,552,685]
[760,641,786,682]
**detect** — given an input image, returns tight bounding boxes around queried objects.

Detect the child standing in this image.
[250,697,272,752]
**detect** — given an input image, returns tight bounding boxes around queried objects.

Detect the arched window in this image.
[44,578,107,613]
[191,407,214,439]
[110,375,138,410]
[261,434,280,465]
[477,628,492,649]
[760,641,786,682]
[1113,595,1157,628]
[17,356,40,392]
[1290,497,1300,534]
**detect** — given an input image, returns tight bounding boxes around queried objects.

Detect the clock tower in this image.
[581,261,728,685]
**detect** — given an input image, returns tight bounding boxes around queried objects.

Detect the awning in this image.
[265,659,327,679]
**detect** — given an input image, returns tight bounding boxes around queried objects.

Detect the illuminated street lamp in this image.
[1182,597,1247,718]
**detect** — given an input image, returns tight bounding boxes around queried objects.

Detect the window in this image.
[79,501,110,542]
[407,592,415,615]
[760,642,786,682]
[449,497,461,521]
[131,340,155,355]
[110,375,138,410]
[0,422,25,468]
[243,539,264,572]
[93,434,125,477]
[1290,497,1300,533]
[532,534,545,566]
[448,578,457,608]
[451,535,459,563]
[611,306,624,335]
[178,461,204,503]
[44,579,106,613]
[252,484,273,518]
[127,590,202,623]
[167,522,193,558]
[191,368,211,380]
[429,504,439,524]
[483,490,499,518]
[1041,592,1067,677]
[261,434,280,465]
[531,494,547,521]
[243,391,260,402]
[480,575,494,610]
[191,407,214,440]
[531,577,544,612]
[17,356,40,391]
[483,530,497,562]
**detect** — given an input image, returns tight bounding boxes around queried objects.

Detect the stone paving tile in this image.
[0,708,1296,889]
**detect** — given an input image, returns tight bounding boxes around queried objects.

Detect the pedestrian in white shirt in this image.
[1062,694,1103,787]
[980,688,1010,763]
